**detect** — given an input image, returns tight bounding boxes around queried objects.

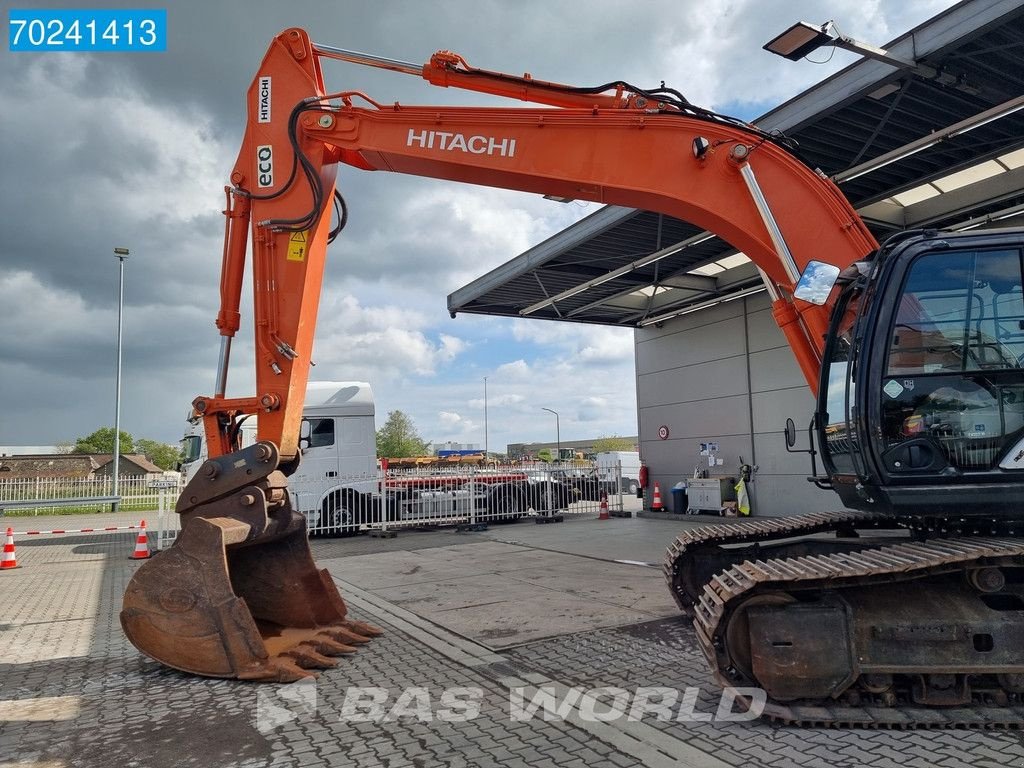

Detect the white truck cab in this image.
[179,381,379,533]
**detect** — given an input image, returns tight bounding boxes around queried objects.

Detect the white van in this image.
[595,451,641,494]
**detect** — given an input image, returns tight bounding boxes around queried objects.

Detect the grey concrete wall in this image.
[634,292,839,516]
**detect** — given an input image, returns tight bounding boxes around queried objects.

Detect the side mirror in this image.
[299,420,311,452]
[793,261,841,305]
[784,418,797,449]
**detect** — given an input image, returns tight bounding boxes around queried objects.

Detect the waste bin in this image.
[671,482,687,514]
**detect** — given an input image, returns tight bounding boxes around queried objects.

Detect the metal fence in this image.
[309,460,626,537]
[154,460,627,545]
[7,461,629,546]
[0,475,182,515]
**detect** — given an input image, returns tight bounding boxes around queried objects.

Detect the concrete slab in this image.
[481,514,703,565]
[322,541,678,649]
[509,564,678,614]
[403,586,674,648]
[327,544,555,589]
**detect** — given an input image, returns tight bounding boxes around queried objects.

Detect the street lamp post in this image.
[483,376,488,460]
[112,247,129,513]
[541,407,560,462]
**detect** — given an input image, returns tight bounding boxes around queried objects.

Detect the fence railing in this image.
[5,462,630,544]
[156,461,628,544]
[307,460,626,537]
[0,475,182,515]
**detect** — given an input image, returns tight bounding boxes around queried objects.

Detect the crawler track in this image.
[664,510,893,614]
[665,513,1024,728]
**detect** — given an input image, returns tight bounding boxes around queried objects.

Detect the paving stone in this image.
[607,754,638,768]
[3,527,1022,768]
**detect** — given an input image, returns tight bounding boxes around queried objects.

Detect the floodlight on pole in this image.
[763,22,837,61]
[763,20,916,69]
[112,247,130,513]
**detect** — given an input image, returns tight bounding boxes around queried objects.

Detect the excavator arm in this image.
[122,27,877,682]
[205,27,876,464]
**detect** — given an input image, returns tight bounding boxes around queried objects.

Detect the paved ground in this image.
[2,512,1023,767]
[325,541,677,648]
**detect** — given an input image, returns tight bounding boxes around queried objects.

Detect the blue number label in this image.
[9,9,166,52]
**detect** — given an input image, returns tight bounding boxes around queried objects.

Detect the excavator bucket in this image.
[121,442,381,681]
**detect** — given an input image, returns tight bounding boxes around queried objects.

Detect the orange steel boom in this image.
[202,27,876,465]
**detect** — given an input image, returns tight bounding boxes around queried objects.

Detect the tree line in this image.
[375,410,635,459]
[63,412,635,467]
[60,427,181,470]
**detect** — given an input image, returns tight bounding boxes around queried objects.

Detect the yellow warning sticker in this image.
[287,230,308,261]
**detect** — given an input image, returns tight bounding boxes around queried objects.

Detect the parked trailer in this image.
[377,469,585,530]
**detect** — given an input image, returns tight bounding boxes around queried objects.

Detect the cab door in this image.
[838,236,1024,517]
[291,417,339,518]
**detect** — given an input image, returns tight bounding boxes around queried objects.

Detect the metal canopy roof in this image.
[448,0,1024,327]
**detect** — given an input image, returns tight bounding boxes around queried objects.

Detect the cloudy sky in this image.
[0,0,957,453]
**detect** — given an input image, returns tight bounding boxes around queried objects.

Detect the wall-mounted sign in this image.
[658,425,670,440]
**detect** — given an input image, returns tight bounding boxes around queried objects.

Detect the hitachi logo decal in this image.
[407,129,516,158]
[257,145,273,188]
[257,76,271,123]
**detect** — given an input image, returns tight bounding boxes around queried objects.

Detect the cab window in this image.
[306,418,335,448]
[821,292,859,473]
[881,249,1024,469]
[180,434,202,463]
[886,249,1024,376]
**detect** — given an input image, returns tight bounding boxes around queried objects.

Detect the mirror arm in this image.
[784,417,819,470]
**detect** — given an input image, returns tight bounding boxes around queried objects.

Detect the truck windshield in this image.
[181,434,202,464]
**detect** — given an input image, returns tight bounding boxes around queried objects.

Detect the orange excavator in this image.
[123,28,1024,725]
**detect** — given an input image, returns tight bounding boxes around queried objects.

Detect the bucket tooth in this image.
[312,636,359,655]
[237,657,315,682]
[345,619,384,638]
[285,647,337,670]
[325,626,372,645]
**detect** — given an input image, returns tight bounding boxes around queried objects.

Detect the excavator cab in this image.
[817,228,1024,519]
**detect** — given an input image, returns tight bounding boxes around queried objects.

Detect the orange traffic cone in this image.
[652,482,664,511]
[598,492,610,520]
[1,527,18,570]
[131,520,151,560]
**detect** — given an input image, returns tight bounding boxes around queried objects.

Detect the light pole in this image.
[541,407,560,462]
[112,247,129,513]
[483,376,488,460]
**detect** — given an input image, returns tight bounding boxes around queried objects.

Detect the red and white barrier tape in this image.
[12,524,141,536]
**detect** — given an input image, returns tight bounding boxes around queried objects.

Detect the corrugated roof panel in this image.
[449,2,1024,327]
